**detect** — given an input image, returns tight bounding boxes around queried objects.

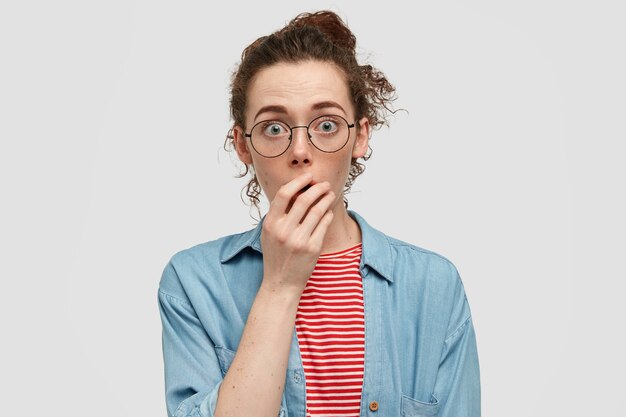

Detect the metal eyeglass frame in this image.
[244,114,356,158]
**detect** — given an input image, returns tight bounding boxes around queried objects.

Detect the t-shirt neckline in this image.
[319,242,362,258]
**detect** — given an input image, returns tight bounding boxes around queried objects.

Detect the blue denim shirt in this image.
[158,210,480,417]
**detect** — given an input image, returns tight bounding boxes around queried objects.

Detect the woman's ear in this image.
[352,117,370,159]
[233,125,253,165]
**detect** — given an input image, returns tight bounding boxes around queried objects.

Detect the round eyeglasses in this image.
[244,114,355,158]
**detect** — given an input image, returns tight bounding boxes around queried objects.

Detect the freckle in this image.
[232,385,235,389]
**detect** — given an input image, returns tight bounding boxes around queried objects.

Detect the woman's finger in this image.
[308,209,335,249]
[283,181,331,226]
[267,173,313,216]
[296,189,337,238]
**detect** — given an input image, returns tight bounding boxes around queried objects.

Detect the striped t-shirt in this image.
[295,242,365,417]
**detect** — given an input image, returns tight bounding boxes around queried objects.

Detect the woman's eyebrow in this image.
[254,105,288,121]
[311,100,346,114]
[253,101,347,122]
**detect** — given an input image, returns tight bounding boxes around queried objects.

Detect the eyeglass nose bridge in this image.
[288,125,312,143]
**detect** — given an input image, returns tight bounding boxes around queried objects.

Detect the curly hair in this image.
[224,10,397,220]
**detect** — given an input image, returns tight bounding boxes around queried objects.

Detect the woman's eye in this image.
[264,123,285,136]
[317,120,337,132]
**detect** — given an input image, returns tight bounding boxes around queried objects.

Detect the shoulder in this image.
[169,233,237,266]
[386,232,455,263]
[158,227,258,298]
[385,233,462,285]
[387,234,459,274]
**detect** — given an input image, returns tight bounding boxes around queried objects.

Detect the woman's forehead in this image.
[246,61,352,118]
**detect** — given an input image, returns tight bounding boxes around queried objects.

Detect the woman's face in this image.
[233,60,370,211]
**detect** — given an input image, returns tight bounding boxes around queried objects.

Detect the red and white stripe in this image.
[295,243,365,417]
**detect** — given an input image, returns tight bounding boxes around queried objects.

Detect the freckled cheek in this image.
[329,156,353,195]
[255,168,278,198]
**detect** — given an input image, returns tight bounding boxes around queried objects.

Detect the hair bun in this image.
[282,11,356,53]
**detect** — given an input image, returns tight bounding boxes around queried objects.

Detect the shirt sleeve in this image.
[433,270,481,417]
[158,261,224,417]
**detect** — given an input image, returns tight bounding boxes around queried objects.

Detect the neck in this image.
[320,205,361,255]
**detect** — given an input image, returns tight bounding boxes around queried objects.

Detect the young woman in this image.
[158,10,480,417]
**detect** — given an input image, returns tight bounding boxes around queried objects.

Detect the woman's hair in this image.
[224,10,397,219]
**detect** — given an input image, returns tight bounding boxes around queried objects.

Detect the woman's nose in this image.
[289,127,312,165]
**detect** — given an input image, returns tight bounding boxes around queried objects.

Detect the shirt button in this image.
[369,401,379,412]
[293,371,301,383]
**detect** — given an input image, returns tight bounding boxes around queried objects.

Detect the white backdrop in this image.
[1,1,624,416]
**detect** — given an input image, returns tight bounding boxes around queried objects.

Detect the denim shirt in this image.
[158,210,480,417]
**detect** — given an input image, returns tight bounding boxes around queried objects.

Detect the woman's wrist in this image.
[258,278,304,309]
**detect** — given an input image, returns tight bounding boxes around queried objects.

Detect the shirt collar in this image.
[219,209,394,283]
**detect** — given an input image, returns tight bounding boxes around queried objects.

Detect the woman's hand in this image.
[260,172,336,296]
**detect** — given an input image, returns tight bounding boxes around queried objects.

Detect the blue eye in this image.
[320,121,336,132]
[313,118,340,135]
[263,123,287,136]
